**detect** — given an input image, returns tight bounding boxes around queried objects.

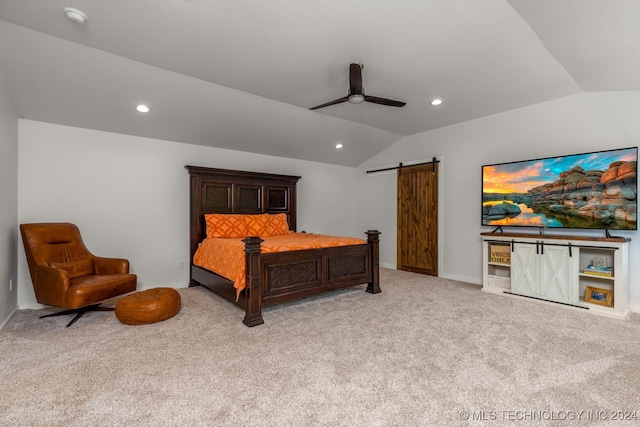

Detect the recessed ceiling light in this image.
[135,104,150,113]
[64,7,87,24]
[430,99,443,106]
[336,143,343,149]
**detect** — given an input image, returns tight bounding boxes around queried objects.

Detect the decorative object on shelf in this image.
[489,244,510,265]
[592,256,608,268]
[585,286,613,307]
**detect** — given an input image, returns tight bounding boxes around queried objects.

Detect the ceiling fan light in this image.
[348,94,365,104]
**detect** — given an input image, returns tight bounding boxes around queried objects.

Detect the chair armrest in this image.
[93,257,130,275]
[34,264,70,307]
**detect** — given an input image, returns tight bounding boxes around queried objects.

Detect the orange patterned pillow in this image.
[245,214,270,236]
[268,213,290,236]
[205,214,249,238]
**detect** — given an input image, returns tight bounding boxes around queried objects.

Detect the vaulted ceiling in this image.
[0,1,638,166]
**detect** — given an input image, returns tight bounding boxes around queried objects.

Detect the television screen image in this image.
[482,147,638,230]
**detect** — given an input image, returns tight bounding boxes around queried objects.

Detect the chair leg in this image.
[39,304,115,327]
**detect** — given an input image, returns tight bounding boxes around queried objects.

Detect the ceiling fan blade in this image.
[311,63,405,110]
[309,97,349,110]
[349,63,363,95]
[364,95,406,107]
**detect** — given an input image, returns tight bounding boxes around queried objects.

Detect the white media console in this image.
[481,232,630,319]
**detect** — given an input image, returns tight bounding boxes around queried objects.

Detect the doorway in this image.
[397,162,438,275]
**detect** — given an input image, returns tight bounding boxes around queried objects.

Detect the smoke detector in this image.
[64,7,87,24]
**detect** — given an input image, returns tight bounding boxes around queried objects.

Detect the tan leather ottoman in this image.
[115,288,181,325]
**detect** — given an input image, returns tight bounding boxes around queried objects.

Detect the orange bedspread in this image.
[193,233,367,298]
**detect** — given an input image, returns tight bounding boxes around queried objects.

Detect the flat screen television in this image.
[482,147,638,231]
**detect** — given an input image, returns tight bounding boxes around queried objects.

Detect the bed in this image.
[186,165,381,326]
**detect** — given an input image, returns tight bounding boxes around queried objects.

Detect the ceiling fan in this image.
[309,63,406,110]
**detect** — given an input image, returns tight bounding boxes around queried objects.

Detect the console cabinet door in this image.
[538,245,578,304]
[511,243,538,297]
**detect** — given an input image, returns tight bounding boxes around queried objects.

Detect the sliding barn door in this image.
[397,163,438,276]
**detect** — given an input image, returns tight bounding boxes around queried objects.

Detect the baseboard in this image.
[628,302,640,314]
[16,284,189,311]
[439,272,482,286]
[0,309,17,330]
[380,265,481,286]
[18,302,46,310]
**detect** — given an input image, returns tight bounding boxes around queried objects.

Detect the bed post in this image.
[242,236,265,327]
[365,230,381,294]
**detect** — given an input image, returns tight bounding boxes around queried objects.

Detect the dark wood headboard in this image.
[185,166,301,262]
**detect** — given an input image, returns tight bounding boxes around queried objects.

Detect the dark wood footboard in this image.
[242,230,380,326]
[190,230,381,327]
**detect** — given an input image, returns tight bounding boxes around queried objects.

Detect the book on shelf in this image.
[583,271,613,277]
[489,244,510,265]
[583,265,613,277]
[584,264,612,272]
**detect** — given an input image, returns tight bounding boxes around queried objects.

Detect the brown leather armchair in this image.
[20,222,137,326]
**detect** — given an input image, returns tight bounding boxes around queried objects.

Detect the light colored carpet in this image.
[1,268,639,426]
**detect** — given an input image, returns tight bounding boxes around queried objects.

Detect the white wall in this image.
[17,120,360,308]
[0,69,18,326]
[356,91,640,311]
